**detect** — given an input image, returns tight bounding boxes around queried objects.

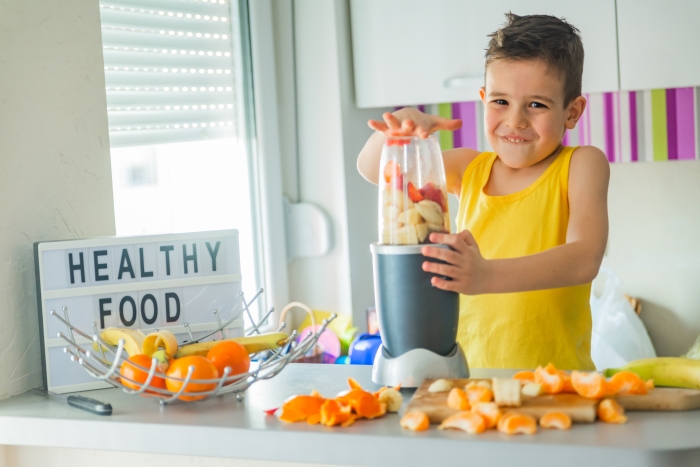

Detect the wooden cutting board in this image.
[405,379,700,424]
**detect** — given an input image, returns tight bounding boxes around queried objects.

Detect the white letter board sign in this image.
[34,229,244,394]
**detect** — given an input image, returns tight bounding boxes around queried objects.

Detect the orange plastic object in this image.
[512,371,535,384]
[206,341,250,383]
[471,402,502,429]
[336,389,387,419]
[539,412,572,430]
[278,395,326,423]
[447,388,471,411]
[465,385,494,405]
[607,371,649,395]
[598,398,627,424]
[320,399,353,426]
[497,412,538,435]
[439,412,486,434]
[120,354,166,394]
[165,356,219,401]
[400,411,430,431]
[571,371,608,399]
[534,363,565,394]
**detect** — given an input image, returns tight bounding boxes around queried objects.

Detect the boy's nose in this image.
[505,109,528,130]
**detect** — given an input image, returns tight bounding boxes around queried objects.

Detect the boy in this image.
[357,14,609,370]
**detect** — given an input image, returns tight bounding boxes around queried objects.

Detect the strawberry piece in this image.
[387,138,410,147]
[407,182,423,202]
[419,183,446,211]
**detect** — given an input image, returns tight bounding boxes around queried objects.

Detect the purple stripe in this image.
[629,91,639,162]
[586,93,592,145]
[417,104,426,113]
[579,103,587,145]
[604,92,616,162]
[666,88,678,160]
[451,103,462,148]
[675,87,696,160]
[562,130,570,146]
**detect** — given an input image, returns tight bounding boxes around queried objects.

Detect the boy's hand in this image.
[421,230,490,295]
[368,110,462,139]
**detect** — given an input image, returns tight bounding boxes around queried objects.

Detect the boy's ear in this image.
[479,87,486,103]
[566,96,587,130]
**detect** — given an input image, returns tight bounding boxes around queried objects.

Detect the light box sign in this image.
[34,230,244,394]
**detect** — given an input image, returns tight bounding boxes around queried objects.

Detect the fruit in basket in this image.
[604,357,700,390]
[142,330,179,358]
[174,332,289,359]
[96,328,146,358]
[165,356,219,401]
[120,354,166,393]
[206,341,251,382]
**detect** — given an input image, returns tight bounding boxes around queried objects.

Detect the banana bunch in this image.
[604,357,700,390]
[94,328,147,358]
[174,332,289,358]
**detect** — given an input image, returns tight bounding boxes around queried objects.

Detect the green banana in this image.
[174,332,290,359]
[604,357,700,390]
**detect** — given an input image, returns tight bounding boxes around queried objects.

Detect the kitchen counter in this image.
[0,364,698,467]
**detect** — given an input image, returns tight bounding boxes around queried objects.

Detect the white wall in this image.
[604,161,700,357]
[0,0,115,398]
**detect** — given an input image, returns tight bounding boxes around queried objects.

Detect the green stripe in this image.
[651,89,668,161]
[437,103,453,150]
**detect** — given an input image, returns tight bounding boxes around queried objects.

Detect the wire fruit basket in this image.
[51,288,335,405]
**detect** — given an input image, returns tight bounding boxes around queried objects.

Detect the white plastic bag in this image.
[590,267,656,370]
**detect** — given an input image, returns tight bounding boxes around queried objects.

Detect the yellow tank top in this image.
[455,147,594,370]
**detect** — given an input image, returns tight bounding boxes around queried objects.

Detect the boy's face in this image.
[480,59,585,169]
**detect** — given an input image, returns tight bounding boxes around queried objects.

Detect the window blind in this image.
[100,0,238,147]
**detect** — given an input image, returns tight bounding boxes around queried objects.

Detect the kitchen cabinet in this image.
[350,0,619,108]
[617,0,700,91]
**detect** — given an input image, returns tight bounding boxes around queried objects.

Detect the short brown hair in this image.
[485,13,584,106]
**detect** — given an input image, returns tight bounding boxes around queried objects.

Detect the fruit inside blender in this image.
[379,136,450,245]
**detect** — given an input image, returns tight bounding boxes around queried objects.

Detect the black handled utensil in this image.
[43,390,112,416]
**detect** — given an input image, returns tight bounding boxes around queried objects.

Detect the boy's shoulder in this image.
[569,145,609,171]
[568,145,610,191]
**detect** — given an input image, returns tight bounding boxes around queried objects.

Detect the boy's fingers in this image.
[431,276,458,292]
[429,232,467,253]
[401,119,415,132]
[384,112,401,130]
[368,120,389,132]
[422,261,460,279]
[421,246,459,264]
[457,230,476,246]
[432,117,463,132]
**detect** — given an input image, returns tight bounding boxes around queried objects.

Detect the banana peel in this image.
[174,332,289,358]
[94,328,146,358]
[142,330,179,358]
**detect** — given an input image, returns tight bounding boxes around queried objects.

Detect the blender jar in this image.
[378,136,450,245]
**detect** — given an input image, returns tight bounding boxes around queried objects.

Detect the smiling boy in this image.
[357,14,609,370]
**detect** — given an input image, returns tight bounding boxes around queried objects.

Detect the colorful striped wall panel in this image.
[415,87,700,163]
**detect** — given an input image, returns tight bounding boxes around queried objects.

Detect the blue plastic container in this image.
[348,333,382,365]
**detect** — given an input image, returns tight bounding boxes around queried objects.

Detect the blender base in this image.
[371,344,469,388]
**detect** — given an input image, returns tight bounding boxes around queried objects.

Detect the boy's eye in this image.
[529,102,547,108]
[493,99,508,105]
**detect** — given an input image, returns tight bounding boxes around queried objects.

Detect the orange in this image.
[447,388,471,411]
[607,371,648,396]
[206,341,250,383]
[512,371,535,384]
[400,411,430,431]
[120,354,166,394]
[598,399,627,424]
[165,356,219,401]
[497,412,537,435]
[465,384,493,405]
[571,371,608,399]
[438,411,486,434]
[278,394,326,423]
[471,402,502,429]
[540,412,572,430]
[534,363,565,394]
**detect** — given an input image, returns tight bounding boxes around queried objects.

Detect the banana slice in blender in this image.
[397,208,423,225]
[415,223,428,243]
[415,200,444,224]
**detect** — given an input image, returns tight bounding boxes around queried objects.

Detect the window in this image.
[99,0,262,318]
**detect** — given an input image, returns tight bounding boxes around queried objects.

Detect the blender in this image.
[371,135,469,387]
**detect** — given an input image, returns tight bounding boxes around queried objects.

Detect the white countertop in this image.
[0,364,699,467]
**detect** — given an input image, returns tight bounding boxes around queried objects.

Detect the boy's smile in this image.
[480,59,586,170]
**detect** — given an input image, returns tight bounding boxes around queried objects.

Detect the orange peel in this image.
[320,399,353,426]
[278,395,326,423]
[336,388,387,419]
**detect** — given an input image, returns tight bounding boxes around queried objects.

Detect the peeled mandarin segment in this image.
[558,371,576,393]
[496,412,516,432]
[465,385,494,405]
[471,402,502,429]
[400,411,430,432]
[438,412,486,434]
[571,371,608,399]
[512,371,535,384]
[447,388,471,411]
[608,371,648,395]
[598,399,627,424]
[534,363,565,394]
[497,413,538,435]
[539,412,572,430]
